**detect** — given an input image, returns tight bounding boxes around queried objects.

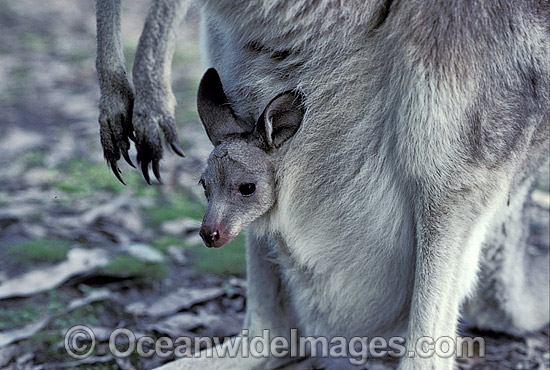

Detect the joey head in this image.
[197,68,304,248]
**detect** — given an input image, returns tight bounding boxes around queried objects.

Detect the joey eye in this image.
[238,183,256,197]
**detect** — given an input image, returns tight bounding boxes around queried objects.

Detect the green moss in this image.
[11,64,32,82]
[25,330,76,364]
[102,255,168,280]
[187,233,247,276]
[50,304,102,330]
[144,193,205,225]
[7,239,72,264]
[152,229,247,276]
[123,172,161,197]
[0,290,66,331]
[0,305,41,331]
[153,232,247,276]
[27,330,64,353]
[21,150,46,168]
[152,235,187,253]
[23,330,68,365]
[22,302,109,363]
[0,290,117,364]
[46,290,67,313]
[54,157,164,196]
[21,31,56,51]
[54,159,126,194]
[67,50,91,66]
[26,329,77,363]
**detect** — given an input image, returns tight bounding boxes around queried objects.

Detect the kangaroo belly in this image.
[200,0,424,339]
[271,157,417,338]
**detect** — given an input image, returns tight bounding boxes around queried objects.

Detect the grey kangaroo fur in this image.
[95,1,550,369]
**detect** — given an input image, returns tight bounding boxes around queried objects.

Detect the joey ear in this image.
[197,68,246,146]
[257,91,305,148]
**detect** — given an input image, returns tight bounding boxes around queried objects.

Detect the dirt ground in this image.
[0,1,548,369]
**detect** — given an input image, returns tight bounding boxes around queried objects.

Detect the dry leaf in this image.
[126,287,224,318]
[0,248,109,300]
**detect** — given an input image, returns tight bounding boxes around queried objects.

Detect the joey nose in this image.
[200,226,220,247]
[209,230,220,242]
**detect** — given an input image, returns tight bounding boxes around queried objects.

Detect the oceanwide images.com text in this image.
[65,326,485,365]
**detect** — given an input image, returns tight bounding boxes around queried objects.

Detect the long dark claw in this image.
[141,161,151,185]
[170,142,185,157]
[110,162,126,185]
[122,151,136,168]
[152,160,162,184]
[124,98,136,142]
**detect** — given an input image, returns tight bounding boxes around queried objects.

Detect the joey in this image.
[197,68,304,248]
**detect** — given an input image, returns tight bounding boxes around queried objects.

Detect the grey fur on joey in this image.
[198,68,304,249]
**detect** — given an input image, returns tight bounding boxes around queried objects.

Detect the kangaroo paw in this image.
[132,102,184,184]
[98,73,135,184]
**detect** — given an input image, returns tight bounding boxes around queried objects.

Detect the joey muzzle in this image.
[199,222,237,248]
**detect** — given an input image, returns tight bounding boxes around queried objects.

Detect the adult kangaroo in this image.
[95,0,550,369]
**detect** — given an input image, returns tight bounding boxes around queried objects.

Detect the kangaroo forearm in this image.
[133,0,189,95]
[96,0,127,88]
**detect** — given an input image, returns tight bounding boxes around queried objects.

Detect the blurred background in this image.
[0,1,248,369]
[0,1,548,369]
